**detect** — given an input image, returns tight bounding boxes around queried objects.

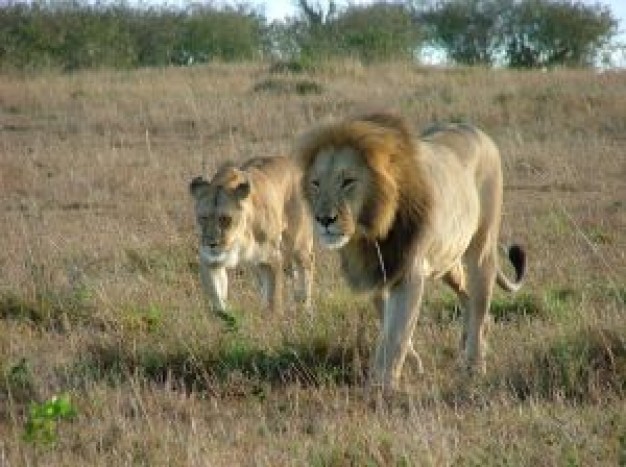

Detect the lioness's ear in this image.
[233,180,251,200]
[189,176,209,198]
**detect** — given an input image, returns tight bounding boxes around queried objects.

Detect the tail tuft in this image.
[508,244,526,283]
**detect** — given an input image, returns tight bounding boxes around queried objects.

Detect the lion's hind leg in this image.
[257,256,285,315]
[462,247,497,375]
[443,263,470,354]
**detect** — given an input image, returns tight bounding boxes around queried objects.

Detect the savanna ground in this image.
[0,62,625,466]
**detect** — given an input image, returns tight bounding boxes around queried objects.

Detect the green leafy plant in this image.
[24,394,77,445]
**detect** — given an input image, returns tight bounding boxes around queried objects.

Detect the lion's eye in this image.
[310,180,320,190]
[198,215,209,224]
[218,215,232,229]
[341,177,357,190]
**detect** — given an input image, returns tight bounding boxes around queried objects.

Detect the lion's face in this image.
[189,169,251,266]
[304,147,372,249]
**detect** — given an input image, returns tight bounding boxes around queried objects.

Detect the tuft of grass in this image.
[502,326,626,402]
[2,358,38,403]
[309,437,402,467]
[118,303,164,334]
[124,245,195,282]
[295,79,324,95]
[489,293,545,321]
[63,320,364,395]
[0,288,93,330]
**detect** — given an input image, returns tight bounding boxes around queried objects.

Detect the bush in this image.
[0,2,264,70]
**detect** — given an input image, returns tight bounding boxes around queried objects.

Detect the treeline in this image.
[0,0,618,71]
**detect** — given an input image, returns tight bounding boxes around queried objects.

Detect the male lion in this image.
[296,112,525,391]
[189,156,314,316]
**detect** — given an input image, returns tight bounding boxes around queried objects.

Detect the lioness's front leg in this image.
[293,250,314,312]
[371,267,425,391]
[199,260,228,313]
[257,256,284,315]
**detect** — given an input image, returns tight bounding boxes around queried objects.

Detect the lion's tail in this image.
[496,244,526,293]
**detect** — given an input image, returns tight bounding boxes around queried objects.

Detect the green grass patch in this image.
[427,286,582,324]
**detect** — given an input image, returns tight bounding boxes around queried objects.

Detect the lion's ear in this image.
[233,179,251,200]
[189,176,209,198]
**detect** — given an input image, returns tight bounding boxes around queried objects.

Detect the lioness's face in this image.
[304,147,371,249]
[190,173,250,266]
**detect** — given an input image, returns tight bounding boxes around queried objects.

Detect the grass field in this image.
[1,62,625,465]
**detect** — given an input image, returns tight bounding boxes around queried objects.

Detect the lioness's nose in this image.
[316,215,337,228]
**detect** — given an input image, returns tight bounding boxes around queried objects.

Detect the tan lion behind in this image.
[189,156,314,316]
[296,112,526,391]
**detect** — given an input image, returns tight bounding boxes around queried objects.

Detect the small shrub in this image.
[253,78,323,95]
[295,79,323,95]
[269,60,306,74]
[23,394,77,446]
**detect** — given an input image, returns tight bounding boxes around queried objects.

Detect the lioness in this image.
[189,156,314,316]
[296,112,526,391]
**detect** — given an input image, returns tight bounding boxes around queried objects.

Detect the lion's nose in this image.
[316,215,337,228]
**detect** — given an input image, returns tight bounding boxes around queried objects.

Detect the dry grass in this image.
[1,62,625,465]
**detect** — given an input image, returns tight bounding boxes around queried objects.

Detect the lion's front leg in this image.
[370,269,424,392]
[373,291,423,375]
[199,260,228,313]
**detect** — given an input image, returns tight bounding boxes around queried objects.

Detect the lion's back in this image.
[243,156,312,251]
[420,123,501,173]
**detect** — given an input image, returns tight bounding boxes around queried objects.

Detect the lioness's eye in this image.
[198,215,208,224]
[219,215,232,228]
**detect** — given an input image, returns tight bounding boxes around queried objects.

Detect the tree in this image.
[503,0,617,68]
[419,0,512,66]
[333,3,422,62]
[290,1,423,63]
[419,0,618,68]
